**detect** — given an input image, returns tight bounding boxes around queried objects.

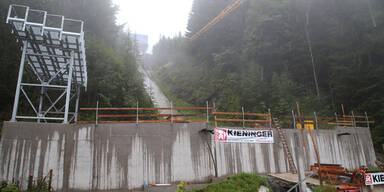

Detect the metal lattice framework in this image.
[7,4,87,123]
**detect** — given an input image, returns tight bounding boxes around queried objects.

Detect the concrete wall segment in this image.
[0,122,377,191]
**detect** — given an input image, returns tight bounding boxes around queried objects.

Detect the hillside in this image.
[148,0,384,151]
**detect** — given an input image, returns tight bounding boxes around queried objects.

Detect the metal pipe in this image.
[268,108,272,128]
[16,116,64,120]
[6,5,13,24]
[62,31,82,37]
[351,111,356,128]
[59,16,64,40]
[20,86,38,115]
[365,112,370,128]
[292,110,296,129]
[314,111,318,130]
[242,106,245,128]
[41,11,47,35]
[136,100,139,125]
[44,92,60,112]
[23,6,30,31]
[43,88,67,116]
[11,41,28,122]
[96,101,99,125]
[27,53,71,58]
[63,51,74,123]
[42,111,75,115]
[170,101,173,124]
[20,83,67,88]
[37,87,45,122]
[206,101,209,123]
[74,87,80,122]
[334,112,338,128]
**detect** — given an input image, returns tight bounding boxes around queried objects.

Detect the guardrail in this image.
[283,111,374,129]
[75,106,215,124]
[212,109,272,128]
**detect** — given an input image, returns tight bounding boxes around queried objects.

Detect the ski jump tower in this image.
[6,5,87,123]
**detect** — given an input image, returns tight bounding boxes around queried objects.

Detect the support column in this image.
[63,51,74,124]
[11,41,28,122]
[37,87,45,122]
[74,87,80,122]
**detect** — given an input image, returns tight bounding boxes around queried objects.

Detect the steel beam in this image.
[42,90,66,117]
[63,51,74,123]
[11,41,28,122]
[20,83,67,88]
[74,87,80,121]
[16,116,64,120]
[37,87,44,122]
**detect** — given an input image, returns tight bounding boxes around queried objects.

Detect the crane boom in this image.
[189,0,246,42]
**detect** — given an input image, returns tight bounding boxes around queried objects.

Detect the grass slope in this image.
[190,173,272,192]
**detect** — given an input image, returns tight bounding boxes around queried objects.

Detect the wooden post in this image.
[28,173,33,190]
[296,102,307,148]
[48,169,53,192]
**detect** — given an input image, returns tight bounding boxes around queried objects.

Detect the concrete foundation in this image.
[0,122,376,191]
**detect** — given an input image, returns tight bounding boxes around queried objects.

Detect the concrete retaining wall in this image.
[0,122,376,191]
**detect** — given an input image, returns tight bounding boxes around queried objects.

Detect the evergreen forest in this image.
[0,0,153,123]
[149,0,384,151]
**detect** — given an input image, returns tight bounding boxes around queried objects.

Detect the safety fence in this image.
[75,106,214,124]
[212,111,271,128]
[282,111,374,130]
[75,104,374,129]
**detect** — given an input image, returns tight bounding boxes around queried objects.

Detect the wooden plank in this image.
[212,111,269,117]
[75,119,207,124]
[327,122,353,126]
[355,120,374,123]
[328,121,374,124]
[337,120,354,123]
[75,121,94,124]
[286,121,330,125]
[100,120,170,123]
[284,115,335,120]
[98,114,197,118]
[80,107,215,111]
[215,118,270,123]
[343,115,373,118]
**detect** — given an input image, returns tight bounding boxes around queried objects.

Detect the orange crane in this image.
[189,0,247,42]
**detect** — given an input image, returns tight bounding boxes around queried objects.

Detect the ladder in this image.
[273,117,297,174]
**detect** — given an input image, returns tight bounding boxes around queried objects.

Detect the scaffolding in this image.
[6,4,87,123]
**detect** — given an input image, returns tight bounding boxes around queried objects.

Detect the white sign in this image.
[365,172,384,185]
[215,128,274,143]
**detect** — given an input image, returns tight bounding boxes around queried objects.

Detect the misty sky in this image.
[113,0,193,53]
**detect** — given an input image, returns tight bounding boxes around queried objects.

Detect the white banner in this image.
[365,172,384,185]
[215,128,274,143]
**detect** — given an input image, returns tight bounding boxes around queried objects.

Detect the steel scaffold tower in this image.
[6,5,87,123]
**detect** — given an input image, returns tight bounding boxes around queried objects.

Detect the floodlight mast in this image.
[6,4,87,124]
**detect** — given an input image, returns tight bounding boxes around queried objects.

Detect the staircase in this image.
[273,117,297,174]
